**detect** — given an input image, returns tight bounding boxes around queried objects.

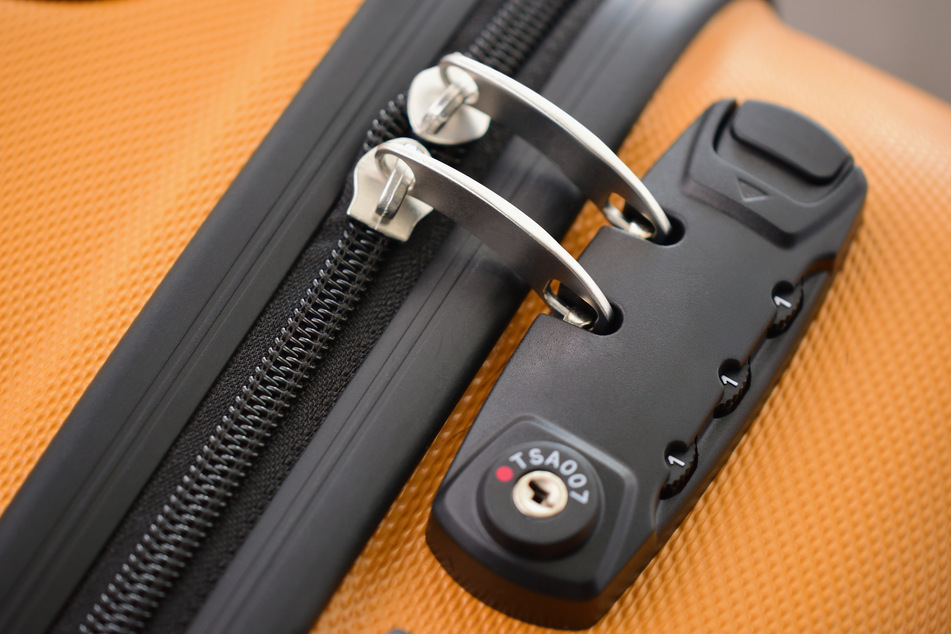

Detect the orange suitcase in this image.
[1,1,948,632]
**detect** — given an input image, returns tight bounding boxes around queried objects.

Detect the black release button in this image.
[730,101,849,182]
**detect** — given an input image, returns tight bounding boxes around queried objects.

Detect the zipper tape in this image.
[74,1,587,632]
[0,2,492,633]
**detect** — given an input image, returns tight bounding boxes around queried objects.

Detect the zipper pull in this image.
[407,53,671,241]
[346,138,614,333]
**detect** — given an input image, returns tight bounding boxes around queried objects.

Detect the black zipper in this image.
[83,221,389,633]
[80,1,581,631]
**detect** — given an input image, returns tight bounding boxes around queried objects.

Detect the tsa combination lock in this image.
[424,97,866,628]
[375,47,865,633]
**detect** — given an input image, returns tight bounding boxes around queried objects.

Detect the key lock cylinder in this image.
[480,441,601,558]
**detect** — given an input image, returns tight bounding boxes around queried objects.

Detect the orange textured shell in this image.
[0,0,364,512]
[314,1,951,632]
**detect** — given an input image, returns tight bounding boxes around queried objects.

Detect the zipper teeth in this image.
[83,223,389,633]
[470,0,563,73]
[83,1,574,631]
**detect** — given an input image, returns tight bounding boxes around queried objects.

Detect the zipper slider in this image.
[407,53,671,241]
[347,54,677,333]
[346,138,613,333]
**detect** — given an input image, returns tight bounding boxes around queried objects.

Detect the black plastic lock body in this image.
[427,100,866,629]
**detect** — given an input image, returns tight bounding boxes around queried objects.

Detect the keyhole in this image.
[512,471,568,518]
[529,480,549,505]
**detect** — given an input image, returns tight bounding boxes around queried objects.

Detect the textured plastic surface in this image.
[427,99,865,629]
[314,2,951,632]
[0,0,362,517]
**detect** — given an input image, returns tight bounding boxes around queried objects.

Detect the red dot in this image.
[495,466,514,482]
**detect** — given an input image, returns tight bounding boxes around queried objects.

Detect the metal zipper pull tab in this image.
[407,52,671,242]
[346,138,614,333]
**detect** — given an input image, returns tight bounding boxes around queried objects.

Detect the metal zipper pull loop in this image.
[415,67,482,138]
[407,52,671,242]
[347,138,614,332]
